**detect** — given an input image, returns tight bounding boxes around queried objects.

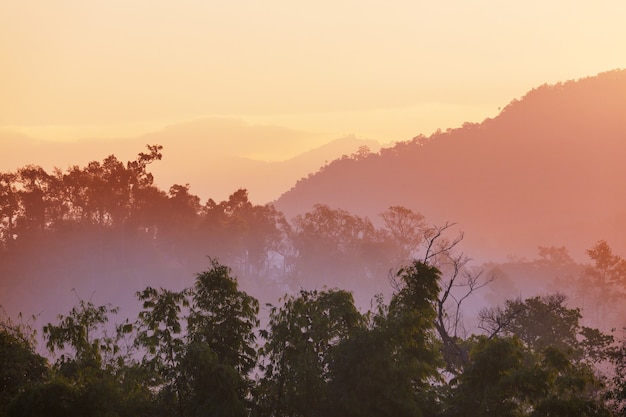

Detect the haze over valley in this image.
[2,69,626,328]
[3,70,626,417]
[2,2,626,415]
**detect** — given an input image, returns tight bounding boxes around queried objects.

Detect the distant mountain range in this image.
[274,69,626,262]
[0,120,379,203]
[148,133,380,204]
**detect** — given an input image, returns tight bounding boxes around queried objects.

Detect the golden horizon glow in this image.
[1,1,625,157]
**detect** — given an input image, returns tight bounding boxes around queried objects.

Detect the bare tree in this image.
[390,222,492,374]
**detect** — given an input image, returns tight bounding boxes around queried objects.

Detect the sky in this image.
[1,1,625,159]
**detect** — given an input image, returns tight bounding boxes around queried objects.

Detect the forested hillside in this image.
[275,69,626,262]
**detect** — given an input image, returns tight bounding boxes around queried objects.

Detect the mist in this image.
[3,70,626,416]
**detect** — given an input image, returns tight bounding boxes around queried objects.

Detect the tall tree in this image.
[0,173,19,247]
[200,189,285,280]
[257,288,363,417]
[479,293,614,364]
[184,259,260,416]
[580,240,626,329]
[135,286,189,417]
[380,205,425,263]
[386,261,444,412]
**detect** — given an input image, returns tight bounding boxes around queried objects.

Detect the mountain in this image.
[274,69,626,262]
[149,134,380,204]
[0,120,379,204]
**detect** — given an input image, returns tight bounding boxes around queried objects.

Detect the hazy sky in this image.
[1,1,624,157]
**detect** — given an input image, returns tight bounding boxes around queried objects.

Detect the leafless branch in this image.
[477,297,524,339]
[422,222,464,264]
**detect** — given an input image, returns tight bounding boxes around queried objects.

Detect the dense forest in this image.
[2,145,626,416]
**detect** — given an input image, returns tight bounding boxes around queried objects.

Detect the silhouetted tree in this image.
[289,204,394,294]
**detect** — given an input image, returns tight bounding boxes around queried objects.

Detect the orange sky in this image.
[1,1,624,159]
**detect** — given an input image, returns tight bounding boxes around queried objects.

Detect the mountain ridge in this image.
[274,69,626,262]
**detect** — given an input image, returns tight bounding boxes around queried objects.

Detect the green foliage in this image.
[180,341,248,417]
[479,293,615,364]
[387,261,443,386]
[257,288,363,417]
[8,369,156,417]
[503,294,581,353]
[135,286,189,415]
[445,336,529,417]
[605,332,626,417]
[0,314,47,417]
[188,259,259,375]
[7,378,80,417]
[43,298,120,370]
[134,259,260,417]
[185,259,259,416]
[38,297,157,417]
[445,336,610,417]
[326,327,423,417]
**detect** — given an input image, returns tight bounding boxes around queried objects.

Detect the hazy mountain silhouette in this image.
[0,119,379,203]
[148,134,380,203]
[274,69,626,262]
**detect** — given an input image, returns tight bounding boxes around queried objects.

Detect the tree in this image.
[187,259,259,376]
[180,341,248,417]
[15,165,56,234]
[135,286,189,417]
[289,204,392,294]
[0,173,19,247]
[380,206,425,262]
[605,330,626,417]
[40,297,155,417]
[257,288,363,417]
[397,221,487,375]
[443,336,529,417]
[43,298,120,371]
[478,293,614,363]
[184,259,259,416]
[7,378,80,417]
[325,260,447,417]
[0,310,47,417]
[579,240,626,330]
[200,190,285,280]
[386,261,443,411]
[135,260,260,417]
[444,336,610,417]
[326,325,423,417]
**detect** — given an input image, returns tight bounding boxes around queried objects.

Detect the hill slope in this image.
[274,69,626,261]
